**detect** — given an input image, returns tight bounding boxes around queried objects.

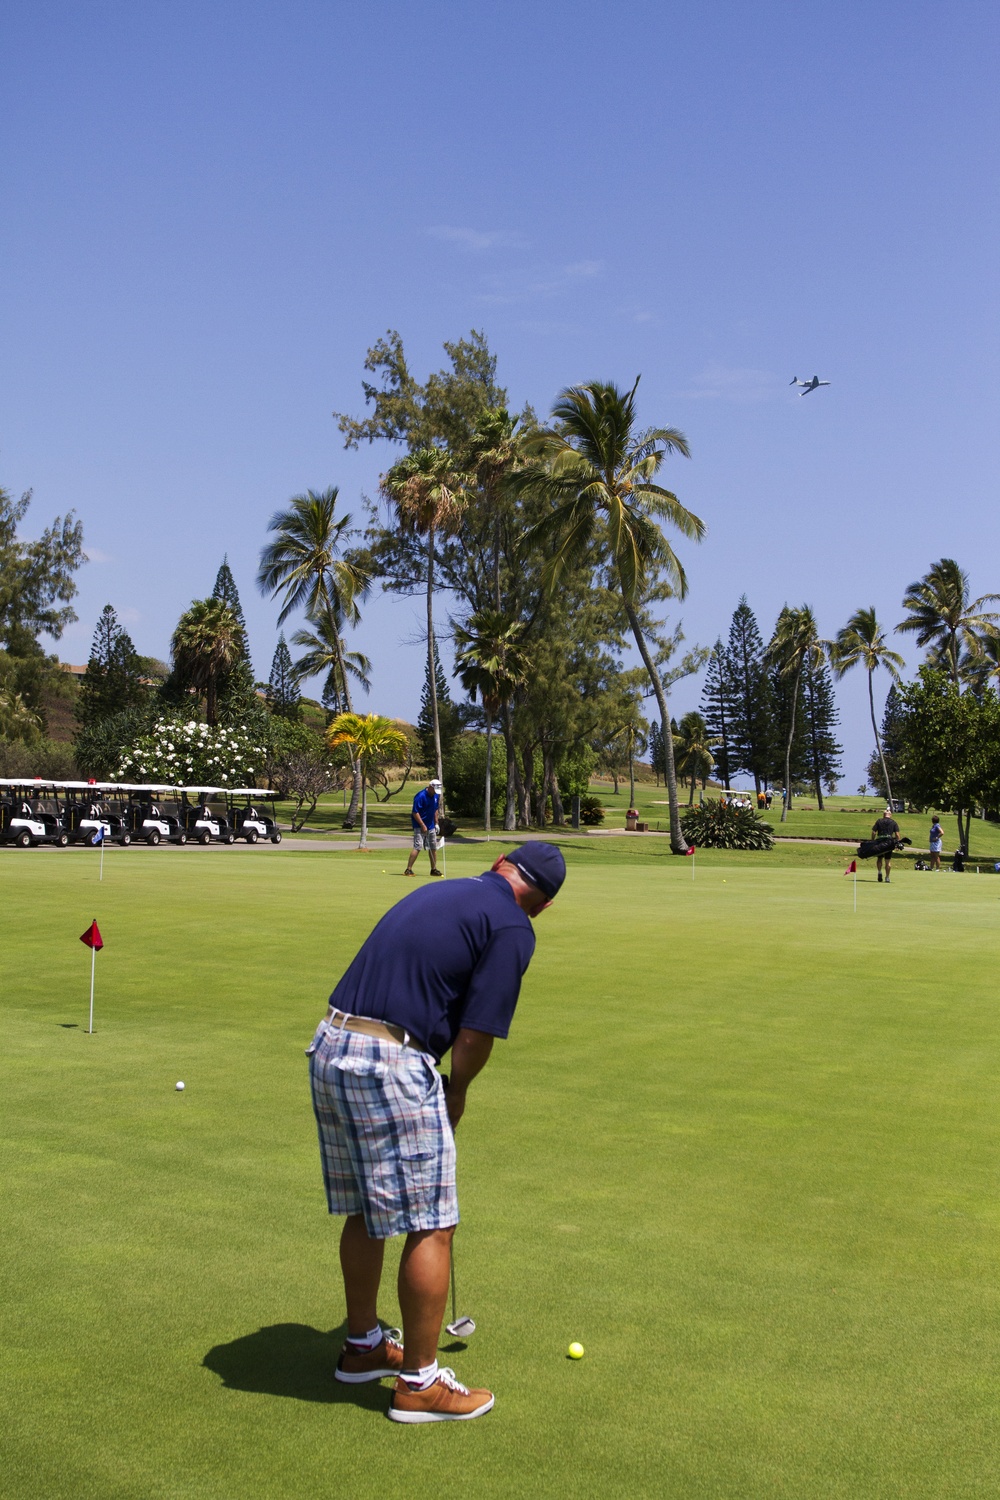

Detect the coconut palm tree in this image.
[326,712,409,850]
[171,598,246,726]
[828,607,905,807]
[453,609,531,837]
[766,605,825,822]
[673,711,715,805]
[466,407,525,609]
[290,603,372,711]
[380,449,466,785]
[897,559,1000,685]
[521,378,704,854]
[258,487,369,822]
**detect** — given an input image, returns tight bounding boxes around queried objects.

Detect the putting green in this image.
[3,844,999,1497]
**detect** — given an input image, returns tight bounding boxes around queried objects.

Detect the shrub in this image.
[441,733,505,820]
[0,736,77,779]
[680,799,774,850]
[578,794,605,826]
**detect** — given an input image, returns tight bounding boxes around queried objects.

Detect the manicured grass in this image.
[4,843,1000,1496]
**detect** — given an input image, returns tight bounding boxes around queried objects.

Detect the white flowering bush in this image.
[118,717,265,786]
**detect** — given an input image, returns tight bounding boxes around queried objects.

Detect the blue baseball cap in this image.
[504,842,567,900]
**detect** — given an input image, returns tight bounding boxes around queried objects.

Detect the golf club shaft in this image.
[450,1243,457,1324]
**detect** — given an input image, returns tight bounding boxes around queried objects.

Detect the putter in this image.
[447,1245,476,1339]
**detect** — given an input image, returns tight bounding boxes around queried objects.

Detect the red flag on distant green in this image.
[844,859,857,875]
[685,845,696,856]
[80,920,104,950]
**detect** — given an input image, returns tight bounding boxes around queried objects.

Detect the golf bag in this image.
[857,834,911,860]
[439,816,458,839]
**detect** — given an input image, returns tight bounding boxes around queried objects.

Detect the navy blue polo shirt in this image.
[328,872,536,1061]
[411,788,439,829]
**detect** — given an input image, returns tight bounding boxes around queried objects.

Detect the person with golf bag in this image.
[871,806,901,883]
[306,842,566,1423]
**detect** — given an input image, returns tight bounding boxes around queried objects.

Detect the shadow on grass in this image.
[203,1322,385,1409]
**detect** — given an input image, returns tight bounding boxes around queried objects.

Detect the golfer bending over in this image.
[307,842,566,1423]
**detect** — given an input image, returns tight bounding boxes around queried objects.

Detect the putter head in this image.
[446,1316,476,1338]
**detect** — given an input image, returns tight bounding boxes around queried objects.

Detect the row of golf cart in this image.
[0,780,282,849]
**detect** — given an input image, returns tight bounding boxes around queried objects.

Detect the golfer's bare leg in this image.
[405,847,419,874]
[398,1226,454,1369]
[340,1214,386,1337]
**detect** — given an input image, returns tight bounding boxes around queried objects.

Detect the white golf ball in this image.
[175,1081,185,1091]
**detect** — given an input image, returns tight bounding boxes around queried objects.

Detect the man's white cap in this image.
[430,779,443,790]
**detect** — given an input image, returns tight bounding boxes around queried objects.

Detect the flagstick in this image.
[692,850,695,882]
[87,943,96,1033]
[854,865,857,913]
[442,839,447,878]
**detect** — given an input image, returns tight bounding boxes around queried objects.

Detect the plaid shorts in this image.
[411,826,438,852]
[307,1018,458,1239]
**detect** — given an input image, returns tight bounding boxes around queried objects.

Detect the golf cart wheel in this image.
[270,831,282,844]
[15,831,32,848]
[245,829,258,844]
[176,833,187,846]
[56,833,69,848]
[146,830,161,847]
[224,832,235,845]
[119,832,131,847]
[198,830,211,846]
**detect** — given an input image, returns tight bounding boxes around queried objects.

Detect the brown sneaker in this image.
[335,1329,404,1384]
[388,1367,494,1423]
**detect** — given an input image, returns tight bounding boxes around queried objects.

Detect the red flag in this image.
[685,845,696,856]
[844,860,857,875]
[80,920,104,951]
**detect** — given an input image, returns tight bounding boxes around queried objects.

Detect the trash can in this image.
[625,808,639,831]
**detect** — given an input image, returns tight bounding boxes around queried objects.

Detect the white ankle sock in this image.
[346,1324,383,1351]
[401,1360,438,1389]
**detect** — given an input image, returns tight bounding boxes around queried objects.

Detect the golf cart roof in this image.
[228,787,277,798]
[179,785,226,795]
[0,777,60,789]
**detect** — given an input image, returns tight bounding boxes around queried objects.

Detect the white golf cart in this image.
[0,779,70,847]
[180,786,236,845]
[226,787,282,844]
[117,783,188,846]
[58,781,127,845]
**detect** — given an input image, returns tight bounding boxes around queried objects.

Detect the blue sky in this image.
[2,1,997,785]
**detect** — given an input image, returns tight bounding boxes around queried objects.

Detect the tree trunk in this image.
[623,600,688,853]
[545,747,565,825]
[206,671,217,727]
[612,770,619,795]
[521,742,536,826]
[427,524,443,785]
[628,747,635,808]
[688,776,695,806]
[484,715,492,838]
[868,668,894,809]
[358,773,368,849]
[329,623,362,828]
[501,701,517,831]
[780,665,803,823]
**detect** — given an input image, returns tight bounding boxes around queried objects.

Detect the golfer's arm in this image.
[448,1028,494,1095]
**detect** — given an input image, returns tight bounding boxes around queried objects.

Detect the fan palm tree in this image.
[326,712,409,850]
[828,607,904,807]
[673,711,715,805]
[171,598,246,726]
[453,609,531,837]
[897,559,1000,685]
[766,605,824,822]
[380,449,467,785]
[258,487,369,822]
[521,378,704,854]
[291,603,372,711]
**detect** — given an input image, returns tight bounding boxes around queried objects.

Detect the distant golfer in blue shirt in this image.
[306,841,567,1424]
[405,776,443,878]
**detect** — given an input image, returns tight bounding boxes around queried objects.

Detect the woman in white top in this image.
[928,815,943,871]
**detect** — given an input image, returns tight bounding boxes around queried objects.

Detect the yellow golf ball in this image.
[568,1341,585,1359]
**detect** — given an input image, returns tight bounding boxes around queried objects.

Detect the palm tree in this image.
[258,487,369,822]
[897,559,1000,685]
[828,607,904,807]
[673,711,715,805]
[453,609,531,837]
[290,603,372,711]
[522,378,704,854]
[171,598,246,726]
[0,688,42,741]
[766,606,824,822]
[466,407,524,609]
[326,713,409,850]
[380,449,466,785]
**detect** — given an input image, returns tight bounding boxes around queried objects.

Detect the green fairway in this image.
[4,844,1000,1497]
